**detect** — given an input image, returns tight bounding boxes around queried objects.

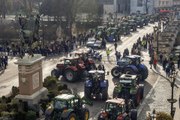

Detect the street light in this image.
[167,71,178,118]
[153,26,159,54]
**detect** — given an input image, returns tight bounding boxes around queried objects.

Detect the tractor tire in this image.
[64,68,77,82]
[101,88,108,100]
[84,86,91,99]
[130,109,137,120]
[81,108,89,120]
[132,93,141,107]
[139,84,144,100]
[81,70,88,80]
[111,66,121,78]
[124,67,138,75]
[67,113,76,120]
[143,65,148,79]
[51,69,60,78]
[113,88,119,98]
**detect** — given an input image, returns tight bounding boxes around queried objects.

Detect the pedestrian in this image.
[106,48,111,61]
[159,53,163,64]
[162,58,168,70]
[115,51,121,62]
[165,64,171,77]
[153,58,157,69]
[114,42,117,51]
[149,57,153,69]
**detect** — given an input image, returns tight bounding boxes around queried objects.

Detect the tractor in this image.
[106,27,120,42]
[127,19,137,32]
[51,57,88,82]
[134,16,144,28]
[45,93,90,120]
[113,74,144,106]
[111,55,148,82]
[98,98,137,120]
[84,70,108,100]
[118,22,131,36]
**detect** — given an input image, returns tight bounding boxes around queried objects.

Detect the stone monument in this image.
[15,54,48,105]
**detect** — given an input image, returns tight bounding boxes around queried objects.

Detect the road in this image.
[0,23,161,119]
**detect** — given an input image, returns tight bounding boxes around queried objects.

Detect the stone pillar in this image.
[15,54,48,105]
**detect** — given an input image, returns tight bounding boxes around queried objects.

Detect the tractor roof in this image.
[64,57,79,60]
[106,98,125,104]
[88,70,104,74]
[126,55,141,59]
[120,74,137,80]
[55,94,75,100]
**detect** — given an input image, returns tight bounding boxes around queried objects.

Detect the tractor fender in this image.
[100,80,109,88]
[61,109,74,118]
[137,64,149,80]
[112,66,122,71]
[66,66,78,71]
[125,65,139,74]
[85,80,92,87]
[137,64,146,71]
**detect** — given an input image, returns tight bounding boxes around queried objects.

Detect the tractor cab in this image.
[119,74,138,87]
[88,70,105,80]
[124,55,142,65]
[46,94,90,120]
[98,98,137,120]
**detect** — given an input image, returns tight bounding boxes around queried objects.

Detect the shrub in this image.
[0,104,8,116]
[11,86,19,98]
[156,112,173,120]
[25,111,36,120]
[1,111,17,119]
[43,76,58,89]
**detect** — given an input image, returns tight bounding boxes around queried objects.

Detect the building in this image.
[98,0,130,15]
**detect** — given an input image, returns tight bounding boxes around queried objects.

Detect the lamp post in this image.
[153,26,159,54]
[167,71,178,118]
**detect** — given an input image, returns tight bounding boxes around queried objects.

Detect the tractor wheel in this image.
[132,93,141,107]
[143,65,149,80]
[64,68,77,82]
[81,108,89,120]
[113,87,120,98]
[51,69,60,78]
[111,67,121,78]
[139,85,144,100]
[124,67,137,75]
[84,86,91,99]
[101,88,108,100]
[68,113,76,120]
[130,109,137,120]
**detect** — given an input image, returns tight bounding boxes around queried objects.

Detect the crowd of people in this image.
[0,55,8,71]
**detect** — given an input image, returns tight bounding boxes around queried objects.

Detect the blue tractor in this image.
[84,70,109,100]
[111,55,148,82]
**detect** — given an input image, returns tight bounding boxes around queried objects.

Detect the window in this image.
[137,0,143,7]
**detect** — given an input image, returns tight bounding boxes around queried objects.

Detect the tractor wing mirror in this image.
[141,59,144,62]
[106,71,109,75]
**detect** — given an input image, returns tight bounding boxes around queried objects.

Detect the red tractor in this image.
[74,52,96,70]
[51,57,88,82]
[98,98,137,120]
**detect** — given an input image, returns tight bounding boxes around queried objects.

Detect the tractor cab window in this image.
[54,100,67,110]
[64,59,72,65]
[106,103,123,114]
[68,98,79,108]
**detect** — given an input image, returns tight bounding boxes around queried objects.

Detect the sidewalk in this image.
[151,63,180,120]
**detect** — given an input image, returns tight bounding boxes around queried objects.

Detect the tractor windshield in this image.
[105,102,123,114]
[54,100,67,110]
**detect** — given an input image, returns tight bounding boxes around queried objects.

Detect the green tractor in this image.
[127,19,137,31]
[113,74,144,107]
[118,22,131,35]
[45,93,91,120]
